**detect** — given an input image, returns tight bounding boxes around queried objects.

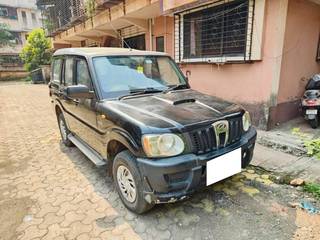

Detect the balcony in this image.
[37,0,86,37]
[96,0,124,10]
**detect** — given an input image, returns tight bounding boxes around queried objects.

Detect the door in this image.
[61,57,79,132]
[72,58,101,152]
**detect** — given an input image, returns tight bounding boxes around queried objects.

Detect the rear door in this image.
[50,57,63,98]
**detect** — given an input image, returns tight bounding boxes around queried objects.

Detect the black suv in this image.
[49,48,256,213]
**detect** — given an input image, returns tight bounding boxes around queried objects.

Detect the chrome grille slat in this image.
[189,117,242,154]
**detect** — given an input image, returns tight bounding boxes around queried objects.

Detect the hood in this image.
[101,89,243,130]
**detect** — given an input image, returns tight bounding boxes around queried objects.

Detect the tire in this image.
[309,117,319,129]
[113,150,154,214]
[57,112,73,147]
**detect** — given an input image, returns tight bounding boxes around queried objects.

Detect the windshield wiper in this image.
[118,88,163,100]
[163,84,188,94]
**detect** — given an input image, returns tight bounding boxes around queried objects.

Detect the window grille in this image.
[174,0,255,63]
[0,7,8,17]
[36,0,86,36]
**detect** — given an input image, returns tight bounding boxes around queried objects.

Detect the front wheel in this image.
[113,150,154,214]
[309,117,319,129]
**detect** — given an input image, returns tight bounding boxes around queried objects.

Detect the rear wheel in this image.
[57,113,73,147]
[309,117,319,129]
[113,150,154,214]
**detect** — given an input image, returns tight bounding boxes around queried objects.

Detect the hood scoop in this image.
[172,98,196,105]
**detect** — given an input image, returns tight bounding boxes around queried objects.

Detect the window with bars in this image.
[0,7,8,17]
[31,13,37,26]
[21,11,27,27]
[175,0,254,63]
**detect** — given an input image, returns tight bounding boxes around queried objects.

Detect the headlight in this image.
[142,134,184,157]
[242,111,251,132]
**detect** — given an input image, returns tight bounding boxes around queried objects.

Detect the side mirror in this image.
[185,70,191,85]
[65,85,94,99]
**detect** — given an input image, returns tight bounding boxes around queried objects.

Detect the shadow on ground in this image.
[61,143,300,240]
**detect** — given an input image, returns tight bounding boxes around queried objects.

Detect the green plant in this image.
[19,29,52,72]
[85,0,96,18]
[0,23,14,46]
[303,182,320,199]
[292,128,320,160]
[43,18,55,34]
[304,139,320,159]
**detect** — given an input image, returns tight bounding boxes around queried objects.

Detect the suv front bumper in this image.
[136,127,257,204]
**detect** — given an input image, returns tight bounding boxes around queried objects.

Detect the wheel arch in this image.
[106,129,142,176]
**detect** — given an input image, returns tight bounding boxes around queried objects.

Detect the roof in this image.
[53,47,169,57]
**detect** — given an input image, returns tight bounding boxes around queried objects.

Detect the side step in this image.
[68,134,107,167]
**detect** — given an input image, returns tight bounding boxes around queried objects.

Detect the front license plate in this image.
[206,148,242,186]
[306,109,317,115]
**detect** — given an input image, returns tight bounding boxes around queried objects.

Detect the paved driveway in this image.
[0,83,319,240]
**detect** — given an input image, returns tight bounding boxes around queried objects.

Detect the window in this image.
[124,34,146,50]
[21,11,27,27]
[93,56,186,99]
[64,58,74,86]
[175,0,254,62]
[156,36,165,52]
[0,7,8,17]
[31,12,37,26]
[76,59,91,87]
[52,59,62,83]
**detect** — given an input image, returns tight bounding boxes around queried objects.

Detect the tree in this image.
[20,28,51,72]
[0,23,14,46]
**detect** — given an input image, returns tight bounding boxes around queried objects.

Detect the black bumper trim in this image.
[136,127,257,204]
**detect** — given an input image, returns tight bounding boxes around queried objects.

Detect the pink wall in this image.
[152,16,174,57]
[179,0,287,105]
[277,0,320,104]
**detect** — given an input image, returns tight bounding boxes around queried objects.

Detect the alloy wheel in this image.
[116,165,137,203]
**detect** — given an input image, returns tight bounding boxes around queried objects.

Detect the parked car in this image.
[49,48,257,213]
[301,74,320,128]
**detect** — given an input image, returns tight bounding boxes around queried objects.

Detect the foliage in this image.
[292,128,320,160]
[20,29,52,72]
[303,182,320,199]
[43,18,55,34]
[85,0,96,18]
[0,23,14,46]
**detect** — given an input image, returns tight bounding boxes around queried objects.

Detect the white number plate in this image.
[306,109,318,115]
[206,148,241,186]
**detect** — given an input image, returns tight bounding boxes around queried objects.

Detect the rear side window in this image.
[52,59,62,83]
[64,58,74,86]
[76,59,91,87]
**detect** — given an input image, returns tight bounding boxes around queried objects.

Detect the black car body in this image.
[49,48,257,213]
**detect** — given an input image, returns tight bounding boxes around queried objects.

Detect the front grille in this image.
[228,117,243,144]
[189,117,243,154]
[190,127,216,154]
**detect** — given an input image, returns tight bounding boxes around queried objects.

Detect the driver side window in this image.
[76,59,91,89]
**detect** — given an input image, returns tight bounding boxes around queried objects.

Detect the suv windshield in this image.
[92,55,187,98]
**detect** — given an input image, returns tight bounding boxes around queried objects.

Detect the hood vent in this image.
[173,98,196,105]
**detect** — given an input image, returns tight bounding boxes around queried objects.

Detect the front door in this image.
[71,58,101,153]
[61,57,79,132]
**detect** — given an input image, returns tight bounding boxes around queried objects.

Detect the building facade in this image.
[0,0,43,79]
[45,0,320,129]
